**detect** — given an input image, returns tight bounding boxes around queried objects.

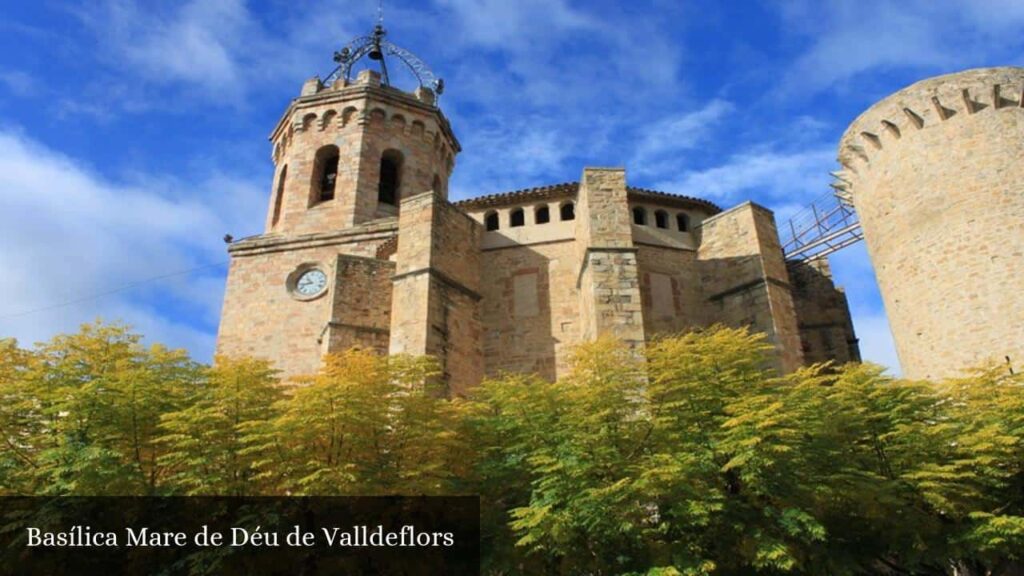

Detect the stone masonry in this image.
[216,63,861,391]
[837,67,1024,380]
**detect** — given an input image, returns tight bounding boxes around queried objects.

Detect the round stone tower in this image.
[836,67,1024,380]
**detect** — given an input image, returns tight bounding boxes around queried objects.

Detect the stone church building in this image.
[216,30,859,392]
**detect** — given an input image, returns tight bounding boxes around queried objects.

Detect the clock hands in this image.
[296,270,325,295]
[293,269,326,297]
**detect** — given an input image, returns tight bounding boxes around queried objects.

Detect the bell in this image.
[369,24,385,60]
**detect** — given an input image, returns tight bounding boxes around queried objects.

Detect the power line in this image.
[0,261,228,322]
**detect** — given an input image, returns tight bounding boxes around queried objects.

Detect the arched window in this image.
[655,210,669,229]
[677,213,690,232]
[632,207,647,225]
[510,208,525,227]
[560,201,575,221]
[535,205,550,224]
[378,150,403,205]
[432,174,442,194]
[272,165,287,226]
[312,146,339,203]
[485,211,499,231]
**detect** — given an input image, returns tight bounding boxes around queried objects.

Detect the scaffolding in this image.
[781,190,863,261]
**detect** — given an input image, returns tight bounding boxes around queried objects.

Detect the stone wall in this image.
[696,202,804,373]
[839,67,1024,379]
[454,170,853,382]
[478,240,580,380]
[216,222,396,380]
[220,70,466,383]
[788,258,860,366]
[389,191,483,395]
[574,168,646,349]
[635,246,703,338]
[220,169,855,387]
[325,254,395,355]
[217,22,868,391]
[266,70,459,236]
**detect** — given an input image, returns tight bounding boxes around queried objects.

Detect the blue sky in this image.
[2,0,1023,374]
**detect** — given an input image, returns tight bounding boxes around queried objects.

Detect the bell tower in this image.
[217,23,461,380]
[265,23,459,236]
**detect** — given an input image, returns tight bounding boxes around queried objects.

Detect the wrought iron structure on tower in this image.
[324,23,445,96]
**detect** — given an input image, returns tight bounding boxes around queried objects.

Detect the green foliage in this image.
[0,322,200,495]
[2,321,1024,574]
[158,355,281,496]
[465,327,1024,575]
[263,350,462,495]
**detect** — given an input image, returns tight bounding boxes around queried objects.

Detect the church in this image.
[215,25,859,393]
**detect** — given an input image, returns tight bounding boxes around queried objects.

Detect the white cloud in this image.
[129,1,247,88]
[631,100,734,174]
[53,100,116,122]
[88,0,254,97]
[436,0,684,110]
[652,146,835,205]
[448,118,580,199]
[435,0,601,47]
[0,129,264,358]
[430,1,702,200]
[72,0,358,107]
[0,69,35,98]
[775,0,1024,96]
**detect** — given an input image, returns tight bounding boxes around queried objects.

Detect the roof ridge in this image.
[453,182,578,206]
[626,186,721,212]
[453,181,720,213]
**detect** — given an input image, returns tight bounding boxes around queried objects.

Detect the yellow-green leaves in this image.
[157,356,280,496]
[3,322,1024,573]
[468,327,1024,574]
[1,321,199,495]
[266,350,459,496]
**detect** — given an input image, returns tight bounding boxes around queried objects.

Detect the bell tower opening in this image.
[220,13,469,387]
[312,145,339,204]
[378,150,403,206]
[260,19,458,233]
[271,165,287,227]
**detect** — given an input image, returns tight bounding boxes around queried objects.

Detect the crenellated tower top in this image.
[831,66,1024,380]
[833,66,1024,199]
[263,24,459,236]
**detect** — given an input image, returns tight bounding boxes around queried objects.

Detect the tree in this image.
[3,321,1024,574]
[0,322,199,496]
[939,367,1024,573]
[264,349,464,495]
[466,327,1024,575]
[0,338,36,495]
[158,356,281,496]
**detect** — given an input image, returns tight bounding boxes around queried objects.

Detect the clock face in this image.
[294,269,327,296]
